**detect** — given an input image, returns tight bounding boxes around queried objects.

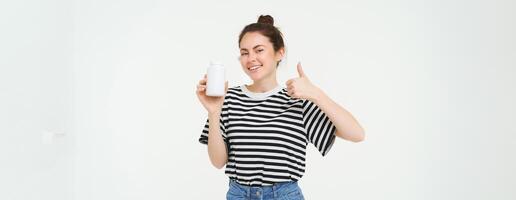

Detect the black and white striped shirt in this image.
[199,85,336,186]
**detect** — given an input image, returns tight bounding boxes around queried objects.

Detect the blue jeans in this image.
[226,179,305,200]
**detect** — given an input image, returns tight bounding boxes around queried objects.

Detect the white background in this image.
[1,0,515,199]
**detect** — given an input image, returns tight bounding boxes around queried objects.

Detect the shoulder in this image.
[274,88,306,106]
[226,85,244,96]
[223,85,247,101]
[228,85,241,92]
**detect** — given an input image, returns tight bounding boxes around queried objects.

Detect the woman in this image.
[196,15,365,200]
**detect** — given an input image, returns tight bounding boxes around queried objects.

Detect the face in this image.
[239,32,284,82]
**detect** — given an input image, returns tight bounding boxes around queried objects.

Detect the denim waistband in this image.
[227,179,302,199]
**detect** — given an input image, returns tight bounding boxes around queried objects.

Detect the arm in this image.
[207,112,228,169]
[286,62,365,142]
[197,75,228,169]
[312,89,365,142]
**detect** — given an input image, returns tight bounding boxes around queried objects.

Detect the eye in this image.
[256,49,264,53]
[240,52,248,56]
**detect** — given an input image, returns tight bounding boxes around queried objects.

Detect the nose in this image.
[248,52,257,62]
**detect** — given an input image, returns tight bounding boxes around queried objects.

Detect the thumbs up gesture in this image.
[285,62,323,102]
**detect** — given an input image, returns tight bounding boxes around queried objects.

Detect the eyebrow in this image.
[240,45,264,51]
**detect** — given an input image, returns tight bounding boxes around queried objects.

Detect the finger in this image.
[224,81,229,93]
[196,89,205,98]
[297,62,306,78]
[287,90,294,96]
[199,78,207,85]
[199,74,207,84]
[291,91,298,98]
[285,79,293,86]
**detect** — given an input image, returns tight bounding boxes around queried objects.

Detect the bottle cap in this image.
[210,61,223,67]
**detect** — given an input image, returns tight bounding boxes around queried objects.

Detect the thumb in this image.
[297,62,306,77]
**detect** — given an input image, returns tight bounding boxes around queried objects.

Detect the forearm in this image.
[312,89,365,142]
[207,112,228,169]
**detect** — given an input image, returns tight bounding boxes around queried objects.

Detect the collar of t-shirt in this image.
[240,84,283,100]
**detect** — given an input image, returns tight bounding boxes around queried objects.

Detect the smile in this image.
[248,65,262,72]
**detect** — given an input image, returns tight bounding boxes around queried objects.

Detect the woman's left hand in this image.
[286,62,323,102]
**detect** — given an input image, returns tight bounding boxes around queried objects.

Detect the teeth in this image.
[249,65,261,71]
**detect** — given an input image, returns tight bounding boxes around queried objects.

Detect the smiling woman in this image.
[195,15,365,200]
[238,31,284,88]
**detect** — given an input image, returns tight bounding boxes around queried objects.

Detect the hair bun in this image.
[257,15,274,25]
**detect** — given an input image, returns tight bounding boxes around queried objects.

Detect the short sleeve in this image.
[302,100,337,156]
[198,115,227,145]
[198,100,229,145]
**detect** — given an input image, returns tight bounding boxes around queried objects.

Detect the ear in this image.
[275,48,285,62]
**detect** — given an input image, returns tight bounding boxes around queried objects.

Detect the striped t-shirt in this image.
[199,84,337,186]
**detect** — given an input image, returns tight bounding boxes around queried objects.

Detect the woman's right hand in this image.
[196,74,228,115]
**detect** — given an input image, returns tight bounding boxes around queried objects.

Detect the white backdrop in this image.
[2,0,516,199]
[1,0,73,199]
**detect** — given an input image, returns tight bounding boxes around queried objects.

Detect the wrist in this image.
[310,87,325,103]
[208,111,221,118]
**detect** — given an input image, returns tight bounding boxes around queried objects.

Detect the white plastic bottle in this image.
[206,61,225,96]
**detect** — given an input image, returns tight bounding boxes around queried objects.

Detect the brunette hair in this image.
[238,15,285,64]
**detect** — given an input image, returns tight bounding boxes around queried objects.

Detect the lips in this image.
[248,64,262,72]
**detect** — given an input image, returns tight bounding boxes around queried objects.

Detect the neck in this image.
[247,75,278,93]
